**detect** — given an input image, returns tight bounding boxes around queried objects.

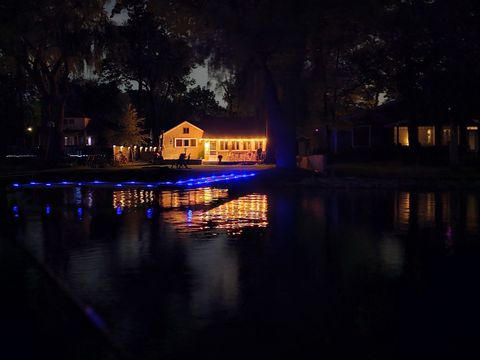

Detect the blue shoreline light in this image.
[9,172,256,190]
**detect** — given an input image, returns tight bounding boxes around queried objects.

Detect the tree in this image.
[181,86,220,119]
[352,0,480,166]
[0,0,109,163]
[67,79,129,146]
[104,1,197,145]
[106,103,148,145]
[143,0,381,168]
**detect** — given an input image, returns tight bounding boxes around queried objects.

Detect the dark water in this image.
[3,186,480,359]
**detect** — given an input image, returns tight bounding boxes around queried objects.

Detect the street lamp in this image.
[27,127,33,132]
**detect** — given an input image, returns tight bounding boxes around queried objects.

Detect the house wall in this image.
[162,122,204,159]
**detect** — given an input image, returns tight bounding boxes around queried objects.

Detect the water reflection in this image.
[112,187,229,210]
[5,188,480,359]
[162,194,268,235]
[393,191,410,231]
[157,187,228,209]
[113,189,155,209]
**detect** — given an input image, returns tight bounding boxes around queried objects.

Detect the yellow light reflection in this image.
[113,189,155,209]
[164,194,268,235]
[112,188,229,210]
[158,188,229,209]
[418,192,435,226]
[394,191,410,231]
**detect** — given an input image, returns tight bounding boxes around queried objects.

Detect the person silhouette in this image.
[256,147,262,161]
[184,153,191,168]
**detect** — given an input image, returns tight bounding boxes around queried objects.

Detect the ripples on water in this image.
[5,188,480,359]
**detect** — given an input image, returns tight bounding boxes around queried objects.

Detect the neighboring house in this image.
[331,100,480,159]
[161,118,267,162]
[63,117,95,147]
[392,121,480,152]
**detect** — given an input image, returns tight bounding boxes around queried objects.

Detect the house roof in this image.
[163,116,266,138]
[195,116,266,138]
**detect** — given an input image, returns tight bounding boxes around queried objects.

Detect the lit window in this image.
[175,139,182,147]
[190,139,196,147]
[418,126,435,146]
[183,127,189,134]
[467,126,478,152]
[442,127,451,146]
[394,127,409,146]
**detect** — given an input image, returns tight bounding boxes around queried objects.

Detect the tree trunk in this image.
[39,95,65,164]
[149,89,159,146]
[262,64,297,169]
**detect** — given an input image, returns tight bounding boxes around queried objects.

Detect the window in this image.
[394,127,409,146]
[467,126,478,152]
[418,126,435,146]
[220,141,227,150]
[232,141,240,150]
[183,127,189,134]
[442,127,451,146]
[174,138,197,147]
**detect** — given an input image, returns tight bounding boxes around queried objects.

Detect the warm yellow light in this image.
[26,127,33,132]
[467,126,478,130]
[202,138,267,142]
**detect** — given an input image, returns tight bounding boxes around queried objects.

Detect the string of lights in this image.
[10,173,256,190]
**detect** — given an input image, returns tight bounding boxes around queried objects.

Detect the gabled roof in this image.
[163,120,204,135]
[197,116,266,138]
[163,117,266,138]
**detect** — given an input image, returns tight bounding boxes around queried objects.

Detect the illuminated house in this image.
[161,118,267,162]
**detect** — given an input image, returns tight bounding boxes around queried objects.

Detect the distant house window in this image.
[232,141,240,150]
[190,139,197,147]
[466,126,478,152]
[442,127,451,146]
[394,127,409,146]
[175,139,183,147]
[418,126,435,146]
[183,127,189,134]
[183,139,189,147]
[220,141,227,150]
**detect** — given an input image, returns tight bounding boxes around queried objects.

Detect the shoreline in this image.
[2,163,480,191]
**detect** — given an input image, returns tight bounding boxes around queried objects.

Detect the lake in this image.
[3,185,480,359]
